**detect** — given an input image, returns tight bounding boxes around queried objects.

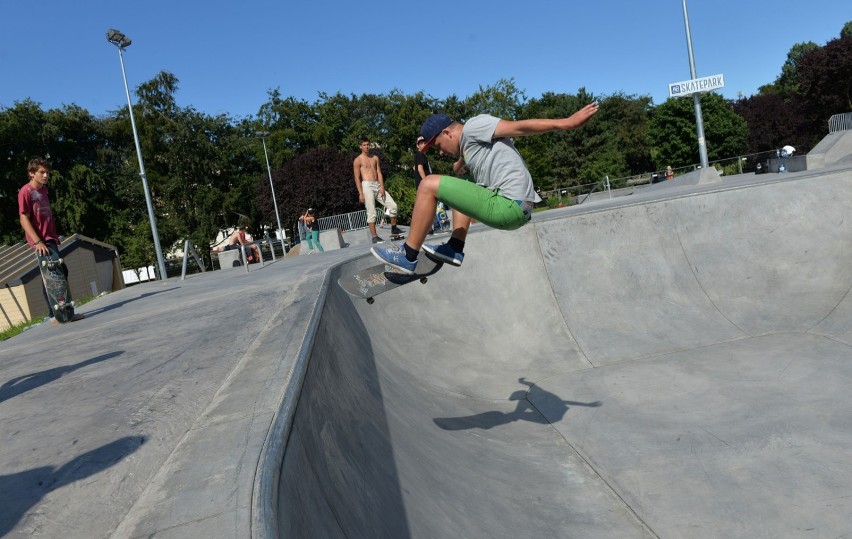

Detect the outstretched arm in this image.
[493,103,599,139]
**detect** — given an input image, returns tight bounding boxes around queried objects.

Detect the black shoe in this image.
[391,226,403,235]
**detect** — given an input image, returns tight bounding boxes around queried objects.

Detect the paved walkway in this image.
[0,248,354,538]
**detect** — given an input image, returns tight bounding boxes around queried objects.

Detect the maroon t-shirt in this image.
[18,183,58,246]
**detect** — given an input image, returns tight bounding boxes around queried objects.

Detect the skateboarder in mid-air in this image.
[371,103,599,274]
[19,157,84,323]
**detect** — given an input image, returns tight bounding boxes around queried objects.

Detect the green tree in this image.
[464,78,526,119]
[649,93,747,169]
[0,100,49,244]
[259,147,361,239]
[515,88,613,191]
[759,42,819,95]
[256,89,316,164]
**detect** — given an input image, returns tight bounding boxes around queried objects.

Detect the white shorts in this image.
[362,181,397,224]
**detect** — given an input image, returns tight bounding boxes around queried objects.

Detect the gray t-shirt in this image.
[460,114,541,203]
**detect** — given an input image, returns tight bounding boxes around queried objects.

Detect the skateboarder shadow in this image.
[433,377,601,431]
[0,351,123,404]
[0,435,145,536]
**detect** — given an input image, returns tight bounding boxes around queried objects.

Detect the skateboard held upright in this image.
[36,243,76,323]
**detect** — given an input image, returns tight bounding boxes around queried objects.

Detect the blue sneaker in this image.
[423,243,464,266]
[371,244,417,274]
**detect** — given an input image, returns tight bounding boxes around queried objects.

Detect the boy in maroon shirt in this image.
[18,157,84,323]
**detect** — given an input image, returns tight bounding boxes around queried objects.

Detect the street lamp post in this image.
[255,132,284,242]
[681,0,709,169]
[106,29,168,280]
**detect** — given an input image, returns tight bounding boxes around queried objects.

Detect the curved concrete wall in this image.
[278,169,852,538]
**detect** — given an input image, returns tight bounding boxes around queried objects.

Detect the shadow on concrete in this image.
[0,435,146,536]
[83,288,179,317]
[0,351,124,404]
[434,377,602,431]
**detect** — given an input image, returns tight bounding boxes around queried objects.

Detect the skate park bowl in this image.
[270,165,852,538]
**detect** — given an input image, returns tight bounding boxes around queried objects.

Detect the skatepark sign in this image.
[668,74,725,98]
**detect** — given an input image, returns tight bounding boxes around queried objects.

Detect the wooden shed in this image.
[0,234,125,330]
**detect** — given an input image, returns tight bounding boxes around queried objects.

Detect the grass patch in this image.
[0,295,97,342]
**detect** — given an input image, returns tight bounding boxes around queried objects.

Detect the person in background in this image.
[299,208,324,254]
[18,157,84,323]
[353,136,403,243]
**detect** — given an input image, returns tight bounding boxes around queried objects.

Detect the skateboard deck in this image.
[36,244,76,323]
[338,252,442,304]
[389,233,405,241]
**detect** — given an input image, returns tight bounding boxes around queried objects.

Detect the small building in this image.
[0,234,125,331]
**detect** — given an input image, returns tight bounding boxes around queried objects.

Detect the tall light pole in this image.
[681,0,709,169]
[255,132,284,241]
[106,29,168,280]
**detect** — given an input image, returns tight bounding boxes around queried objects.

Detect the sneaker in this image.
[371,244,417,274]
[372,236,385,244]
[390,226,404,235]
[423,243,464,266]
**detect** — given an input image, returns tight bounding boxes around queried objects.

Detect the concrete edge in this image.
[538,163,852,225]
[250,259,345,539]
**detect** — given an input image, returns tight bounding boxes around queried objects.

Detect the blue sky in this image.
[1,0,849,119]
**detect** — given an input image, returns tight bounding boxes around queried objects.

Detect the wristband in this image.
[35,240,43,245]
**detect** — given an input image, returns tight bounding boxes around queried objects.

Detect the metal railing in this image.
[829,112,852,133]
[295,210,370,242]
[316,210,368,232]
[539,150,787,207]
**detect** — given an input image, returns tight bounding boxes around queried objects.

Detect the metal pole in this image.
[682,0,709,169]
[259,136,284,241]
[115,46,168,280]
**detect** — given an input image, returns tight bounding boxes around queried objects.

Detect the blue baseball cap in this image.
[419,114,454,152]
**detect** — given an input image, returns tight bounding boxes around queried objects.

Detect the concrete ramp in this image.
[278,168,852,538]
[807,129,852,169]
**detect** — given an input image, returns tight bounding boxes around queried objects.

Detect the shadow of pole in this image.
[0,351,124,404]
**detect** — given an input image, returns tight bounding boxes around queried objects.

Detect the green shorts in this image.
[435,176,528,230]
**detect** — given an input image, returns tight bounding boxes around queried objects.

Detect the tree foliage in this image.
[260,147,361,237]
[3,19,851,269]
[649,93,747,169]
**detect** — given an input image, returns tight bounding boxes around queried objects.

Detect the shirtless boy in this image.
[353,136,402,243]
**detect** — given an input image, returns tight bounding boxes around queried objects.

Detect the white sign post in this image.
[668,74,725,98]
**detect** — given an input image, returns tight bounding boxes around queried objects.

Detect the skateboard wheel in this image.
[420,277,428,284]
[42,260,47,267]
[58,258,63,264]
[54,304,60,311]
[366,297,375,305]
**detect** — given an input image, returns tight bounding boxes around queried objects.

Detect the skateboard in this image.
[389,233,405,241]
[35,244,76,323]
[338,252,443,304]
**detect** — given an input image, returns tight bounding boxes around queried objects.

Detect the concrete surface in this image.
[2,163,852,538]
[807,129,852,169]
[0,248,354,538]
[280,165,852,538]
